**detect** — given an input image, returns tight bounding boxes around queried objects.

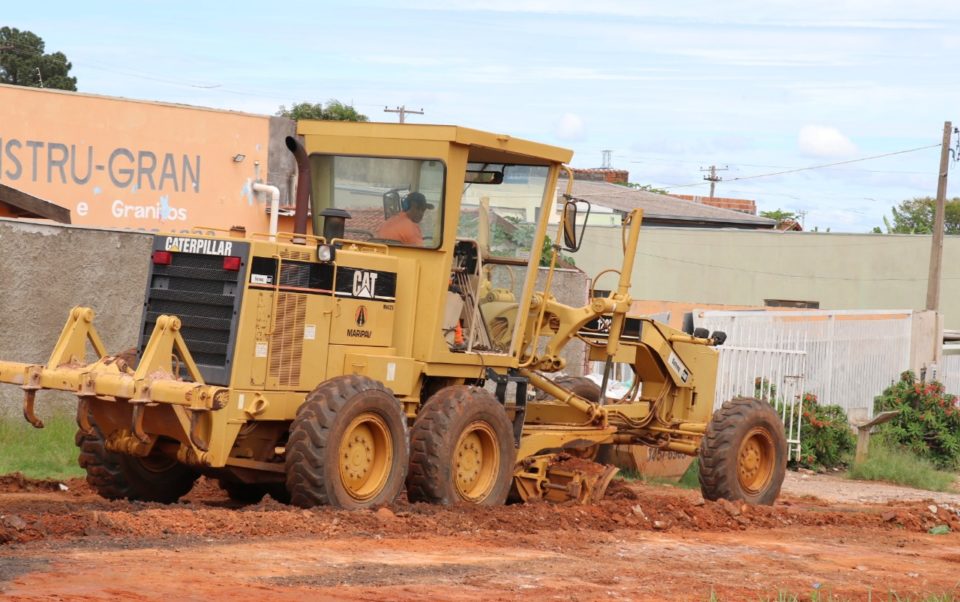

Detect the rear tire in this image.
[75,424,198,503]
[285,375,408,510]
[407,385,515,506]
[698,396,787,505]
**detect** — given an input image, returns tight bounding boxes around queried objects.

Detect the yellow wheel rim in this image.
[338,412,393,502]
[737,427,775,495]
[454,421,500,502]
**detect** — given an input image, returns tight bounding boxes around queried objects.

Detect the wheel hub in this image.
[456,433,484,488]
[453,421,499,502]
[737,427,775,495]
[338,413,392,501]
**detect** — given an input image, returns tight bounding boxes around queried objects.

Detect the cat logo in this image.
[355,306,367,327]
[352,270,378,298]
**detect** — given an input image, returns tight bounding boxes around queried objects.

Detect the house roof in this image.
[558,179,776,229]
[0,183,71,223]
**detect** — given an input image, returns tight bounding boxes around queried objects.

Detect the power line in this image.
[664,144,942,190]
[630,154,932,175]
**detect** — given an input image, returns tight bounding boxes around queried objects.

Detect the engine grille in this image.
[140,239,249,385]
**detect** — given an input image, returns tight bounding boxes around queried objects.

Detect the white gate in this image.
[696,310,912,423]
[698,318,807,461]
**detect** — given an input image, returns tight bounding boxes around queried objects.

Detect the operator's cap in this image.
[406,192,434,209]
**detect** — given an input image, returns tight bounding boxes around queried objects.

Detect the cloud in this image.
[797,125,858,158]
[555,113,585,141]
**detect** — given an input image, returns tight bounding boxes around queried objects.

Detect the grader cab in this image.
[0,121,787,508]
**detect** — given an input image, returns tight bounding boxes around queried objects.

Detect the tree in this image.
[759,209,797,223]
[759,209,800,229]
[277,100,368,122]
[0,27,77,90]
[875,197,960,234]
[617,182,669,195]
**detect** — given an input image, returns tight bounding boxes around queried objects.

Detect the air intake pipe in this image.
[285,136,310,238]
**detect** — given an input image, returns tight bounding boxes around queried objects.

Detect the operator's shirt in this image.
[376,212,423,245]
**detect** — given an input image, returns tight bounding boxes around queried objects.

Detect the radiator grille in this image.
[280,248,312,261]
[141,245,246,385]
[269,292,305,387]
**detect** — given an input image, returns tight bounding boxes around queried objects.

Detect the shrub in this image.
[795,393,855,470]
[874,371,960,470]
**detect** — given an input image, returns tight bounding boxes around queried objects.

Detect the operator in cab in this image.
[376,191,434,245]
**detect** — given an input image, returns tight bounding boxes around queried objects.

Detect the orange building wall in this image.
[571,167,629,184]
[0,84,283,233]
[672,194,757,215]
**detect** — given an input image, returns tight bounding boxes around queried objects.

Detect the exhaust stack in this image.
[285,136,310,238]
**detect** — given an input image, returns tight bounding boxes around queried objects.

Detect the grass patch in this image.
[847,438,956,492]
[678,460,700,489]
[616,460,701,490]
[0,412,83,480]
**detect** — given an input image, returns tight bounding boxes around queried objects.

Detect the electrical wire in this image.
[663,144,942,190]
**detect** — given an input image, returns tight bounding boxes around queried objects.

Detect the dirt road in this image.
[1,473,959,601]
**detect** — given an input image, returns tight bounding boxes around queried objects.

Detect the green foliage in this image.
[874,371,960,469]
[847,435,956,492]
[0,27,77,90]
[276,100,368,122]
[755,379,853,470]
[678,459,700,489]
[619,182,669,195]
[759,208,797,227]
[876,196,960,234]
[796,393,855,470]
[0,412,83,479]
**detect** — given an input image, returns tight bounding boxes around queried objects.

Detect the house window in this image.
[764,299,820,309]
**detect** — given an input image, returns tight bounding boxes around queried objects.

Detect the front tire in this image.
[285,375,408,510]
[698,396,787,505]
[406,385,516,506]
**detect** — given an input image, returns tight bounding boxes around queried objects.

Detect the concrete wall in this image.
[574,226,960,330]
[0,218,153,416]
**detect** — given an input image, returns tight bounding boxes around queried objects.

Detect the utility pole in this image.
[383,105,424,124]
[796,209,808,229]
[601,150,612,169]
[926,121,953,311]
[701,165,727,198]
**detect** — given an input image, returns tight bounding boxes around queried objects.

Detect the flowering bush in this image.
[795,392,855,470]
[874,371,960,470]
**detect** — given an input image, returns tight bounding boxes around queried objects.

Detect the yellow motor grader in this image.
[0,121,786,508]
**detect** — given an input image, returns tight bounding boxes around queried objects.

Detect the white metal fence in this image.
[695,310,913,423]
[709,335,807,461]
[943,345,960,397]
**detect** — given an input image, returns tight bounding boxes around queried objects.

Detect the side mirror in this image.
[561,198,590,252]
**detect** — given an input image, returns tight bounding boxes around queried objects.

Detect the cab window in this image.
[309,155,445,248]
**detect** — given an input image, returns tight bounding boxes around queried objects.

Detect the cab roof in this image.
[296,121,574,165]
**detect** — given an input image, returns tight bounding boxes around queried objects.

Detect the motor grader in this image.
[0,121,787,509]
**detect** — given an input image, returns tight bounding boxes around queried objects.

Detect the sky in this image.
[5,1,960,232]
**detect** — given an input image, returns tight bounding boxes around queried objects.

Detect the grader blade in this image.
[514,453,619,504]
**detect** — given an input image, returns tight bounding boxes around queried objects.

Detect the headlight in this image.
[317,244,336,262]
